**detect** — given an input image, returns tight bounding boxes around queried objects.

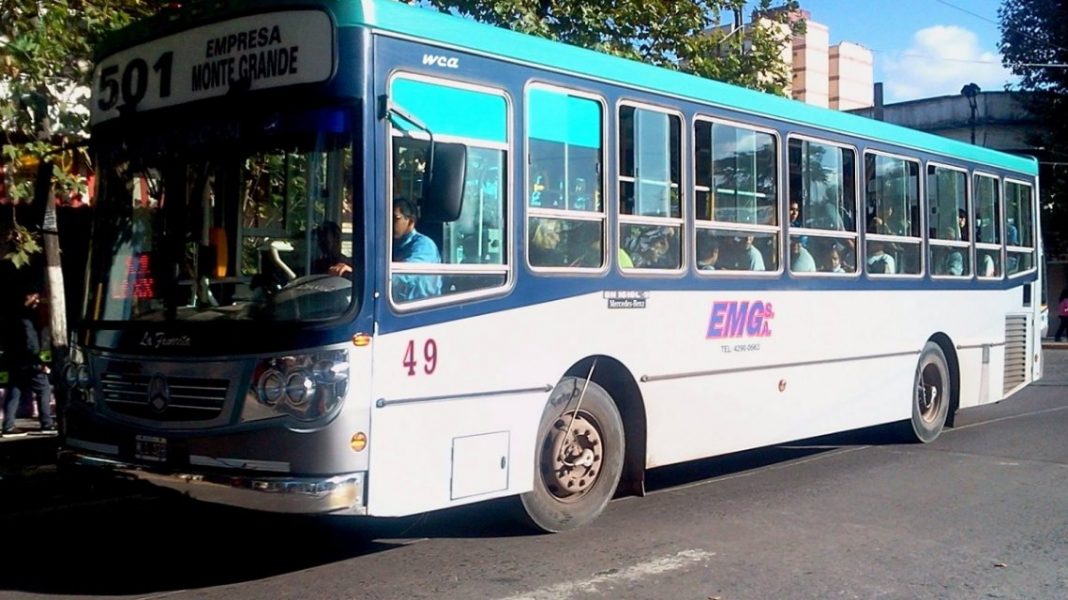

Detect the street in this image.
[1,349,1066,600]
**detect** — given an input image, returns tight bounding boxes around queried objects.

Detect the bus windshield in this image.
[86,107,357,323]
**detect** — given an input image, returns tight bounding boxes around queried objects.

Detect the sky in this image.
[783,0,1013,103]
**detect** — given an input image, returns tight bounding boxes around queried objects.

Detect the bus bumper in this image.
[58,448,367,516]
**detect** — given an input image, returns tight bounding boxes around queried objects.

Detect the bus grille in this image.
[100,373,229,421]
[1003,315,1029,394]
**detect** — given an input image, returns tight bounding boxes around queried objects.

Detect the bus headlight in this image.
[244,349,348,424]
[62,362,79,388]
[285,371,314,407]
[76,364,93,390]
[61,347,95,405]
[257,369,286,406]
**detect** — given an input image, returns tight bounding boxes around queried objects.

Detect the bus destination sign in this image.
[90,10,335,124]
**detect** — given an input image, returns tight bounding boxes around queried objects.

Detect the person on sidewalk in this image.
[1,278,55,437]
[1055,286,1068,343]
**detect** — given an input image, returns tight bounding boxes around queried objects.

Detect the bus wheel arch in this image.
[929,333,961,428]
[518,356,647,532]
[565,356,647,498]
[904,339,953,443]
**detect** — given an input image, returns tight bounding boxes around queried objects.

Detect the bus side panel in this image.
[365,318,551,517]
[637,289,909,468]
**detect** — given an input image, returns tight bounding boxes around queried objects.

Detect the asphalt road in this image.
[2,350,1067,600]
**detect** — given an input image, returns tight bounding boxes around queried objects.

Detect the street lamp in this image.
[961,83,980,145]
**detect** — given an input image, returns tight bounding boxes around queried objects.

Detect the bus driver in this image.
[392,198,442,301]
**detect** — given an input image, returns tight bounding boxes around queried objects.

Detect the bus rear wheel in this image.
[906,342,951,443]
[520,377,624,532]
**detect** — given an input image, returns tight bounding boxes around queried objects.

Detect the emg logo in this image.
[422,54,460,69]
[706,300,775,339]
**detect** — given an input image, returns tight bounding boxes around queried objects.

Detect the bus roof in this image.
[103,0,1037,176]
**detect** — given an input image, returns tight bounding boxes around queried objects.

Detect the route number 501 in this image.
[97,51,174,111]
[403,339,438,376]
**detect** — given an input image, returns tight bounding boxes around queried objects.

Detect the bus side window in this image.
[388,76,510,303]
[526,86,606,271]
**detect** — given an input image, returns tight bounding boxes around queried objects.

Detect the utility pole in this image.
[26,90,69,432]
[961,83,980,145]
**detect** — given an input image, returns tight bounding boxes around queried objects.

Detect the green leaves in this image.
[999,0,1068,256]
[0,220,42,269]
[411,0,801,95]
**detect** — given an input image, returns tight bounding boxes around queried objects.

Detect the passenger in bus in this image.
[958,209,970,241]
[696,235,719,271]
[979,252,997,277]
[789,201,801,228]
[1007,219,1020,245]
[826,245,847,273]
[867,241,896,274]
[563,223,605,268]
[633,232,671,268]
[945,251,965,276]
[938,227,965,276]
[312,221,351,277]
[623,226,678,269]
[790,237,816,272]
[529,218,565,266]
[570,178,595,211]
[741,236,766,271]
[392,198,442,300]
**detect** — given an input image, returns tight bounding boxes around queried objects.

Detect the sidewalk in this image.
[0,418,61,475]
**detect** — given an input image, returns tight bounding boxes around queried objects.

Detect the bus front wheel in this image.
[906,342,951,443]
[521,377,624,532]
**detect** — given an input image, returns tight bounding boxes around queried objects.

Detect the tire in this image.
[906,342,951,443]
[520,376,625,532]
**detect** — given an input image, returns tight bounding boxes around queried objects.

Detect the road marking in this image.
[495,549,715,600]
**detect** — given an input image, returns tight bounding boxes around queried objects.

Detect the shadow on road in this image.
[0,422,909,596]
[0,476,533,596]
[644,421,905,492]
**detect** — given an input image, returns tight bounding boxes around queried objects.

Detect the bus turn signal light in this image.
[351,432,367,452]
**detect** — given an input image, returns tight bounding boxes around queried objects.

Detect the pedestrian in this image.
[1,275,55,437]
[1055,286,1068,343]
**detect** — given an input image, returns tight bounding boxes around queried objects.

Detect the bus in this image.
[60,0,1044,532]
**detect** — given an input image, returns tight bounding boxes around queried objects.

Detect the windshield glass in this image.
[86,108,357,322]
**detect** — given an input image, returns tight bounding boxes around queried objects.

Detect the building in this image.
[786,11,874,110]
[850,88,1036,152]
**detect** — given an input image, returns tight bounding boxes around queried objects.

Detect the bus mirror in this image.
[421,142,466,222]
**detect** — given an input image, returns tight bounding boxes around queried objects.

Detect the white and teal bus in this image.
[61,0,1044,531]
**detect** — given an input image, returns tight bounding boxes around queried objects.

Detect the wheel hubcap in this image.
[917,363,943,423]
[545,412,604,501]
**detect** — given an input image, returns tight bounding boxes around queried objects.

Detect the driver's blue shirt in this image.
[392,229,442,301]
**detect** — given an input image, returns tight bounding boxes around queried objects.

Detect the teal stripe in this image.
[528,88,602,148]
[392,77,507,143]
[352,0,1036,176]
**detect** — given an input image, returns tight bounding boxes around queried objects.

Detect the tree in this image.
[999,0,1068,258]
[1,1,166,203]
[409,0,803,95]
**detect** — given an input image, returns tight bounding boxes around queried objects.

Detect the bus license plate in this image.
[135,435,167,462]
